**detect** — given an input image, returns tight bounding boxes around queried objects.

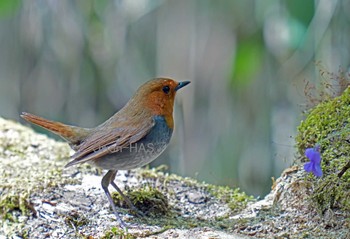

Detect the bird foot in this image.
[127,204,145,218]
[117,219,129,230]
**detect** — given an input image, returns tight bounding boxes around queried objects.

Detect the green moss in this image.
[311,174,350,213]
[139,164,169,180]
[296,86,350,213]
[2,118,255,236]
[18,228,30,239]
[112,186,169,216]
[0,193,30,221]
[64,210,89,228]
[207,186,254,213]
[101,227,136,239]
[0,118,98,236]
[107,168,255,235]
[139,167,254,214]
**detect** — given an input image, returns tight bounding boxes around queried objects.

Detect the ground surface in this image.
[0,117,349,239]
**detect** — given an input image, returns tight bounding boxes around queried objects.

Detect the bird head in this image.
[125,78,190,128]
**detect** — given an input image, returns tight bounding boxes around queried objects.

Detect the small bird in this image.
[21,78,190,227]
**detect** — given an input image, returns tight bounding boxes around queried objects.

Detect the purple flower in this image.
[304,145,323,177]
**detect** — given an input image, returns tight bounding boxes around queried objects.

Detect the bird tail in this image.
[21,112,91,146]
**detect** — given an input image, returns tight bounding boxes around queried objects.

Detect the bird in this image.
[21,78,190,227]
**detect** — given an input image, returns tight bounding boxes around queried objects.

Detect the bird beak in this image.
[175,81,191,91]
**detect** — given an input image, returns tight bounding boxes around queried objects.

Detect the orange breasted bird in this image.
[21,78,190,227]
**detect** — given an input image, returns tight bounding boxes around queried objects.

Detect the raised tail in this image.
[21,112,91,147]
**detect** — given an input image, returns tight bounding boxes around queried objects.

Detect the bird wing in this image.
[65,117,155,167]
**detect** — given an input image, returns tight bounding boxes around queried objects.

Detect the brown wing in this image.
[65,117,155,167]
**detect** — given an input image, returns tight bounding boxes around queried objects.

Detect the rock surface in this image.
[0,117,349,239]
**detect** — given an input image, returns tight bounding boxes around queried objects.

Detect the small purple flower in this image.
[304,144,323,177]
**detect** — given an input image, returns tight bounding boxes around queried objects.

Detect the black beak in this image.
[175,81,191,91]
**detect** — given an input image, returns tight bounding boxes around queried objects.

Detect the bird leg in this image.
[101,170,145,227]
[101,170,127,228]
[110,180,145,217]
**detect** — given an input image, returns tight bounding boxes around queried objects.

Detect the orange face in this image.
[144,79,178,110]
[130,78,190,128]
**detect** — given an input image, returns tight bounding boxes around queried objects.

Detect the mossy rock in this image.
[0,118,72,221]
[296,86,350,213]
[112,186,169,217]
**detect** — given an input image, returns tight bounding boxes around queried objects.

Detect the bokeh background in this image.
[1,0,350,197]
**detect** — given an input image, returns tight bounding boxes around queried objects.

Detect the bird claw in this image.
[126,203,145,217]
[133,208,145,218]
[117,218,129,230]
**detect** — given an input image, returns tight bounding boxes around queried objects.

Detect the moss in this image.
[18,228,30,239]
[296,86,350,213]
[206,185,254,213]
[101,227,136,239]
[139,164,169,180]
[0,193,31,221]
[311,174,350,213]
[106,168,255,236]
[139,167,254,214]
[0,118,98,236]
[2,118,255,237]
[112,186,169,217]
[64,210,89,229]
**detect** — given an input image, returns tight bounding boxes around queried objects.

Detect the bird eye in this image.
[162,85,170,94]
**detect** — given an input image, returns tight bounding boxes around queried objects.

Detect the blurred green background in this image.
[1,0,349,197]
